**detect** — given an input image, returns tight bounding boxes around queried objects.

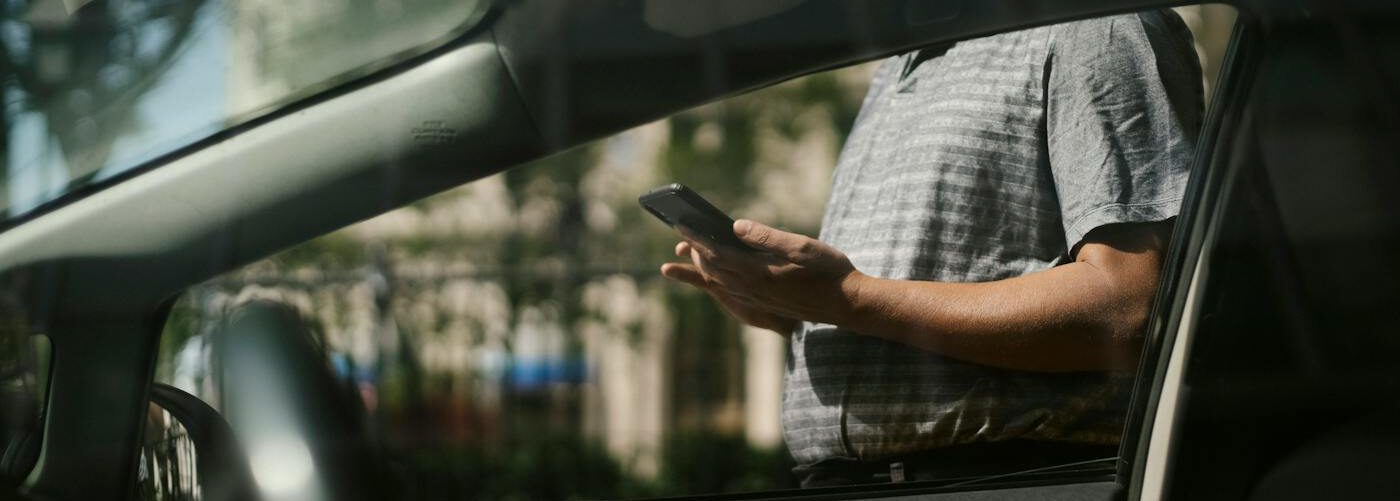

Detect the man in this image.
[659,10,1203,487]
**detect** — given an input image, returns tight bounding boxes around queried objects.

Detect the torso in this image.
[782,22,1134,465]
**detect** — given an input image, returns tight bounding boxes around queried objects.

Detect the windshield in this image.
[0,0,484,222]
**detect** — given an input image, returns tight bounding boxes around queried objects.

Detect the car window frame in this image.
[1121,9,1261,501]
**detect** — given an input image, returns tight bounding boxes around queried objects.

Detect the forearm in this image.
[840,261,1151,372]
[668,218,1165,371]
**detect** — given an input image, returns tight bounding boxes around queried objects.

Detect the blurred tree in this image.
[157,62,876,498]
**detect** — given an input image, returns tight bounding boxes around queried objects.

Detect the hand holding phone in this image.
[638,183,753,250]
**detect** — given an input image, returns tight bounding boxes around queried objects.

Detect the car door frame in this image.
[1122,12,1261,500]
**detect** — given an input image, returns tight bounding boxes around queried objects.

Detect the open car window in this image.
[152,63,878,498]
[0,0,486,222]
[146,5,1238,500]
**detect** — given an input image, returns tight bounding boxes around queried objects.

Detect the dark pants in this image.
[792,440,1118,488]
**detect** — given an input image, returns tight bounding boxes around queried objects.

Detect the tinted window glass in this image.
[155,64,873,499]
[134,403,201,500]
[0,0,484,221]
[151,7,1237,499]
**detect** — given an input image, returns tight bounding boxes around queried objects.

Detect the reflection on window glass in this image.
[134,403,201,501]
[151,7,1238,499]
[155,64,875,499]
[0,0,483,221]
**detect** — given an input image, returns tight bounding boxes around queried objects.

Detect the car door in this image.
[1128,3,1400,500]
[0,1,1323,500]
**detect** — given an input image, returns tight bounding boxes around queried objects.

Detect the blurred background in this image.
[0,1,1236,499]
[156,58,872,499]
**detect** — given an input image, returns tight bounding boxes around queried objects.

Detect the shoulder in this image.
[866,55,903,93]
[1049,10,1194,71]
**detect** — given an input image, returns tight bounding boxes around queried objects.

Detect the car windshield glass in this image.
[0,0,483,223]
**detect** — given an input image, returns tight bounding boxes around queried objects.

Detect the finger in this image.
[734,219,828,263]
[709,265,752,292]
[690,247,715,281]
[677,225,745,264]
[679,225,770,274]
[704,287,751,308]
[690,248,749,299]
[660,263,708,288]
[674,241,692,258]
[676,226,722,262]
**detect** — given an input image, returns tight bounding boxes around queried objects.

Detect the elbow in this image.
[1112,293,1152,342]
[1099,290,1152,371]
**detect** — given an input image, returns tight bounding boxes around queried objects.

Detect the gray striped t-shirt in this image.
[783,11,1202,465]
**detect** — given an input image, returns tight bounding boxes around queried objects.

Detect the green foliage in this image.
[665,285,743,413]
[155,293,204,383]
[272,232,367,270]
[792,71,866,140]
[662,108,759,208]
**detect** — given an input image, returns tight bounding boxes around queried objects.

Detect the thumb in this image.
[734,219,813,261]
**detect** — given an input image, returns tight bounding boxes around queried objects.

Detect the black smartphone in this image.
[639,183,752,250]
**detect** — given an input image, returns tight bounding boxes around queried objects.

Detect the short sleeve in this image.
[1046,10,1203,252]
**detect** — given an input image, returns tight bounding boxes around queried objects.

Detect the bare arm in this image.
[842,222,1168,372]
[661,219,1170,373]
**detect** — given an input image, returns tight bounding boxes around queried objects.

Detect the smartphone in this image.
[639,183,753,250]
